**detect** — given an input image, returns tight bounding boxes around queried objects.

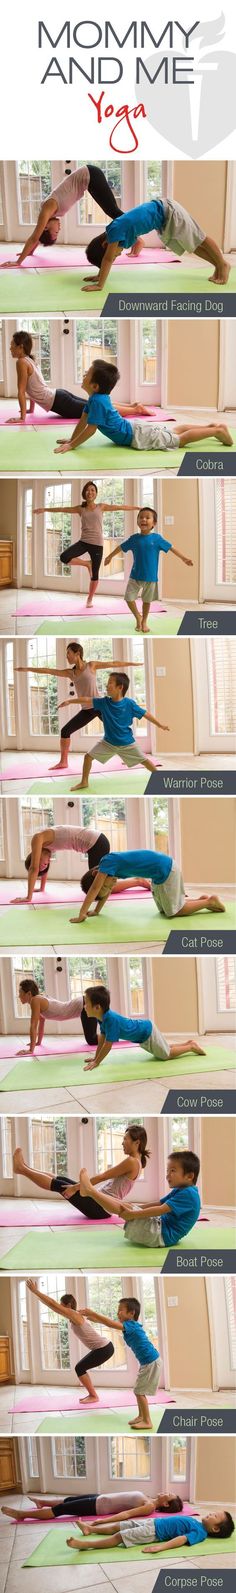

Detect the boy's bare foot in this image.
[208,895,225,912]
[191,1040,206,1056]
[70,781,88,792]
[129,1417,153,1430]
[211,262,230,284]
[142,624,150,632]
[76,1519,91,1535]
[215,425,233,446]
[13,1146,25,1174]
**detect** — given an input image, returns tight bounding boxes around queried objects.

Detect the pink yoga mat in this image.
[0,756,155,782]
[0,1037,133,1060]
[17,596,165,617]
[0,401,175,428]
[0,882,148,905]
[0,1202,122,1228]
[0,245,179,271]
[14,1388,175,1413]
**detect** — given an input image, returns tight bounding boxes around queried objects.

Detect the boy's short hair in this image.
[60,1293,77,1310]
[40,228,56,247]
[138,505,157,525]
[81,868,98,896]
[109,671,129,697]
[86,233,107,269]
[85,985,110,1014]
[24,851,50,877]
[169,1149,200,1185]
[208,1514,234,1539]
[91,358,119,394]
[19,978,39,997]
[120,1297,141,1320]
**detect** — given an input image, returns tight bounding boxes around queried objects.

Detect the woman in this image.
[16,639,131,771]
[2,1488,183,1525]
[26,1279,114,1405]
[12,820,111,905]
[17,978,99,1056]
[12,1123,150,1221]
[34,479,140,608]
[9,332,152,426]
[3,164,125,266]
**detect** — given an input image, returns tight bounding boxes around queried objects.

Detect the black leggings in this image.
[87,163,123,220]
[75,1341,114,1377]
[52,1494,97,1518]
[50,1173,111,1221]
[60,538,103,581]
[61,705,102,740]
[51,391,84,420]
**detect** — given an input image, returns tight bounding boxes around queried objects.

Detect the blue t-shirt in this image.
[84,393,133,448]
[160,1185,201,1246]
[99,849,173,884]
[106,199,166,250]
[122,1319,159,1365]
[93,695,145,747]
[121,531,172,583]
[100,1009,152,1045]
[154,1516,207,1545]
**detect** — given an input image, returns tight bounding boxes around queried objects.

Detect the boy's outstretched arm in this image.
[84,1038,112,1071]
[144,709,170,732]
[121,1199,171,1219]
[172,545,193,568]
[81,1306,121,1330]
[142,1535,188,1556]
[55,418,97,455]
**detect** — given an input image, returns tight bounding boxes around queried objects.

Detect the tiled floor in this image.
[0,749,235,793]
[0,587,232,638]
[0,1033,234,1114]
[1,1496,235,1593]
[0,1383,234,1436]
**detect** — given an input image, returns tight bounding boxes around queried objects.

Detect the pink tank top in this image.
[101,1171,140,1198]
[49,826,100,854]
[51,166,90,216]
[72,663,97,701]
[80,505,103,546]
[24,358,55,412]
[42,997,83,1021]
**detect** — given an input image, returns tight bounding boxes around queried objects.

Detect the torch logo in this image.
[137,13,236,155]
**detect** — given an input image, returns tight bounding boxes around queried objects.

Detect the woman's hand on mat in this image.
[1,259,22,268]
[7,417,25,425]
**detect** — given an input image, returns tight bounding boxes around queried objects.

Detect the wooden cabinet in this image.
[0,1335,12,1382]
[0,541,13,586]
[0,1439,18,1491]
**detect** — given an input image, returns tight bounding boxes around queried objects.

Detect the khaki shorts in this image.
[162,198,206,256]
[134,1355,162,1395]
[132,422,178,451]
[91,738,147,767]
[152,860,185,917]
[124,1215,163,1247]
[120,1519,156,1547]
[126,577,159,603]
[143,1023,170,1060]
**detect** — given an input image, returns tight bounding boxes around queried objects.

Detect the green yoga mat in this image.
[38,1406,165,1436]
[1,264,236,316]
[1,427,236,476]
[24,1524,236,1567]
[0,901,234,949]
[29,770,148,797]
[0,1224,233,1273]
[37,615,180,636]
[0,1043,233,1094]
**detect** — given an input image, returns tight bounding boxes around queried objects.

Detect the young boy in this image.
[83,195,230,291]
[82,984,205,1073]
[67,1508,234,1555]
[70,670,170,791]
[77,1148,201,1252]
[105,505,193,631]
[80,1294,162,1430]
[74,846,225,925]
[54,359,233,457]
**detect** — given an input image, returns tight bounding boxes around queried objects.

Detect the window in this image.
[77,160,122,225]
[96,1117,143,1175]
[0,320,3,383]
[216,958,236,1013]
[75,319,118,386]
[96,478,125,578]
[38,1274,70,1371]
[27,640,59,737]
[17,162,52,225]
[17,1281,30,1372]
[87,1278,126,1369]
[1,1118,13,1178]
[207,639,236,736]
[5,642,16,736]
[12,956,44,1018]
[139,475,155,507]
[170,1117,189,1150]
[141,1279,159,1354]
[128,957,145,1016]
[145,162,162,200]
[152,798,169,854]
[28,1115,67,1177]
[110,1436,151,1479]
[0,804,5,862]
[23,489,33,579]
[81,796,127,850]
[170,1437,187,1481]
[140,321,158,385]
[17,319,51,381]
[225,1278,236,1371]
[26,1438,39,1477]
[44,484,73,578]
[52,1436,86,1479]
[128,636,146,734]
[19,797,54,858]
[215,482,236,584]
[68,956,108,1000]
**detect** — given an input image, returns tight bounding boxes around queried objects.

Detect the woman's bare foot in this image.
[79,1393,99,1404]
[2,1507,24,1520]
[208,895,225,912]
[49,759,68,771]
[79,1167,91,1197]
[13,1146,25,1174]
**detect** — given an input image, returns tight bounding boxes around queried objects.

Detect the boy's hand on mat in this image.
[142,1546,159,1555]
[84,1058,100,1071]
[54,441,73,454]
[82,279,101,291]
